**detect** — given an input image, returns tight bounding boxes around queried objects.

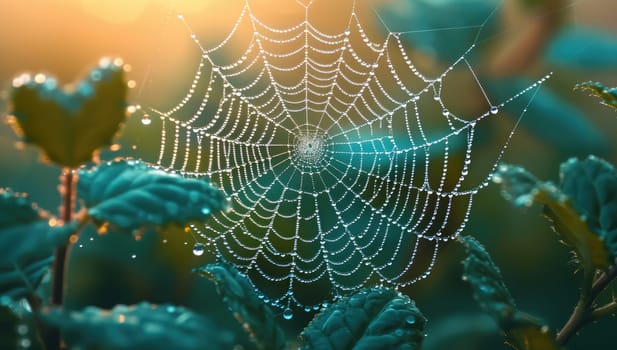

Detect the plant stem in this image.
[52,169,73,305]
[556,260,617,345]
[49,168,74,350]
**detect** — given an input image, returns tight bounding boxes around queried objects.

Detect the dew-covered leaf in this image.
[8,59,128,167]
[459,236,559,350]
[0,188,73,300]
[300,287,426,350]
[560,156,617,257]
[485,78,608,155]
[574,81,617,111]
[41,302,234,350]
[459,236,516,323]
[77,159,227,232]
[194,262,286,350]
[0,303,19,350]
[0,298,44,350]
[494,164,611,270]
[545,26,617,69]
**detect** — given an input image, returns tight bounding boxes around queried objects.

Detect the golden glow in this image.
[98,223,109,235]
[80,0,149,24]
[48,217,58,227]
[34,73,46,84]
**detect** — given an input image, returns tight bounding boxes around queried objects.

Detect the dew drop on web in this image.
[192,243,205,256]
[283,307,293,320]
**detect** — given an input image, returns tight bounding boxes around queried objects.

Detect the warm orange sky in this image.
[0,0,614,106]
[0,0,382,103]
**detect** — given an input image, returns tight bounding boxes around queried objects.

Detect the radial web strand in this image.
[142,0,550,313]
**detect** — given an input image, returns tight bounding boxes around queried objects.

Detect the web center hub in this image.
[289,125,331,173]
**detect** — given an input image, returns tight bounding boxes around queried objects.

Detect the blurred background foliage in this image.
[0,0,616,348]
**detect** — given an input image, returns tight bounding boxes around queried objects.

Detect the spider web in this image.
[142,0,549,314]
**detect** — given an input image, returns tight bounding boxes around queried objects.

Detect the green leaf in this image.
[194,262,286,350]
[494,164,611,270]
[0,303,19,350]
[41,302,235,350]
[459,236,516,323]
[485,78,609,155]
[459,236,559,350]
[8,58,128,167]
[300,287,426,350]
[574,81,617,111]
[0,188,73,300]
[77,159,227,232]
[545,26,617,69]
[560,156,617,257]
[0,298,44,350]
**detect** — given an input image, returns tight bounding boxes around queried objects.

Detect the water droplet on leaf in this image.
[405,315,416,325]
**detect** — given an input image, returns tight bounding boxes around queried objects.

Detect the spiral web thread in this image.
[145,0,550,313]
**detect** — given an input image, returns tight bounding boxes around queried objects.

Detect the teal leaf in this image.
[77,159,227,232]
[377,0,500,63]
[194,262,286,350]
[574,81,617,111]
[459,236,516,323]
[485,78,609,155]
[8,58,128,167]
[494,164,611,270]
[459,236,559,350]
[300,287,426,350]
[0,303,19,350]
[0,189,73,300]
[560,156,617,257]
[545,26,617,69]
[0,298,44,350]
[41,302,234,350]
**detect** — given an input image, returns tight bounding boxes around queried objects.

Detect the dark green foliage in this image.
[0,188,74,300]
[194,262,286,350]
[574,81,617,111]
[41,302,235,350]
[460,236,559,350]
[486,78,608,155]
[460,236,516,323]
[8,59,128,167]
[0,304,19,350]
[78,159,227,232]
[560,156,617,258]
[300,287,426,350]
[494,163,611,271]
[545,27,617,69]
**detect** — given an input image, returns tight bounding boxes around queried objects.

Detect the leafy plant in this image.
[490,153,617,346]
[0,59,431,350]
